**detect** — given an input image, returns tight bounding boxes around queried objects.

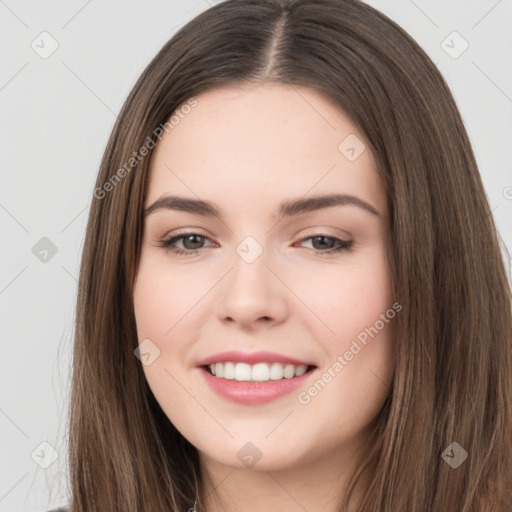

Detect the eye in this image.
[295,234,353,256]
[158,232,215,257]
[158,232,353,257]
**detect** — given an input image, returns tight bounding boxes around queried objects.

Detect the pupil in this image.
[314,236,333,250]
[185,235,203,249]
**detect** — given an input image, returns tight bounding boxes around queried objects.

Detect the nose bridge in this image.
[217,233,286,324]
[229,234,273,299]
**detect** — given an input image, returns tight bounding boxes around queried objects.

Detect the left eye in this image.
[158,232,353,257]
[299,235,353,254]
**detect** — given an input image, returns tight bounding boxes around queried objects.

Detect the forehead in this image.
[146,83,385,216]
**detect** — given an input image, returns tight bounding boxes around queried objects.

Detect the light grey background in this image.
[1,1,511,510]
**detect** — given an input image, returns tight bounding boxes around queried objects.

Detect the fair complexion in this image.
[133,83,395,512]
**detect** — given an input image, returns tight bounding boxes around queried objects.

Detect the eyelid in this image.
[297,226,352,240]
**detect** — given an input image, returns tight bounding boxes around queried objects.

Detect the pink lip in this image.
[198,366,316,405]
[196,350,314,367]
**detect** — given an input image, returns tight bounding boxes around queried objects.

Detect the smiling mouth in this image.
[202,362,317,382]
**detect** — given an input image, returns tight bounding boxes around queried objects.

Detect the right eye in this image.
[158,232,216,257]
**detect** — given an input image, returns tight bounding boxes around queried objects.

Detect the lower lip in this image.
[198,366,316,405]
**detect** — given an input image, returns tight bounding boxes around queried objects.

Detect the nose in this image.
[216,244,288,329]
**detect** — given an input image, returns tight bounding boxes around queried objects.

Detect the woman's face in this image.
[133,83,396,472]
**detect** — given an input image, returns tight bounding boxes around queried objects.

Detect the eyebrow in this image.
[144,193,380,219]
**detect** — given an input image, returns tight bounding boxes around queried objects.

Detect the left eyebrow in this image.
[278,193,380,218]
[144,193,381,219]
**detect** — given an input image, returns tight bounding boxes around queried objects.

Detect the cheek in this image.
[294,252,393,346]
[293,251,395,404]
[132,260,193,401]
[133,256,203,340]
[133,263,198,424]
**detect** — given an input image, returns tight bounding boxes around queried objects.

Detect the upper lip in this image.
[196,350,316,367]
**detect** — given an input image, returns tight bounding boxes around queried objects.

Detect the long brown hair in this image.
[68,0,512,510]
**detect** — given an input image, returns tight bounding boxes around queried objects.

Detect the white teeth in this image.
[207,362,309,381]
[269,362,283,380]
[223,361,235,379]
[295,365,307,377]
[235,362,252,381]
[283,364,295,379]
[251,363,270,381]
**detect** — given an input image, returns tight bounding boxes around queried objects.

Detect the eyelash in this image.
[158,232,354,258]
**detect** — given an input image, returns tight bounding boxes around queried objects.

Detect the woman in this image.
[57,0,512,510]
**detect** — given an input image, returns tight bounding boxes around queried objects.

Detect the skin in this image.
[133,83,396,512]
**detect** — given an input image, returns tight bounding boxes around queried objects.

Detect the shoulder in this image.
[47,507,70,512]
